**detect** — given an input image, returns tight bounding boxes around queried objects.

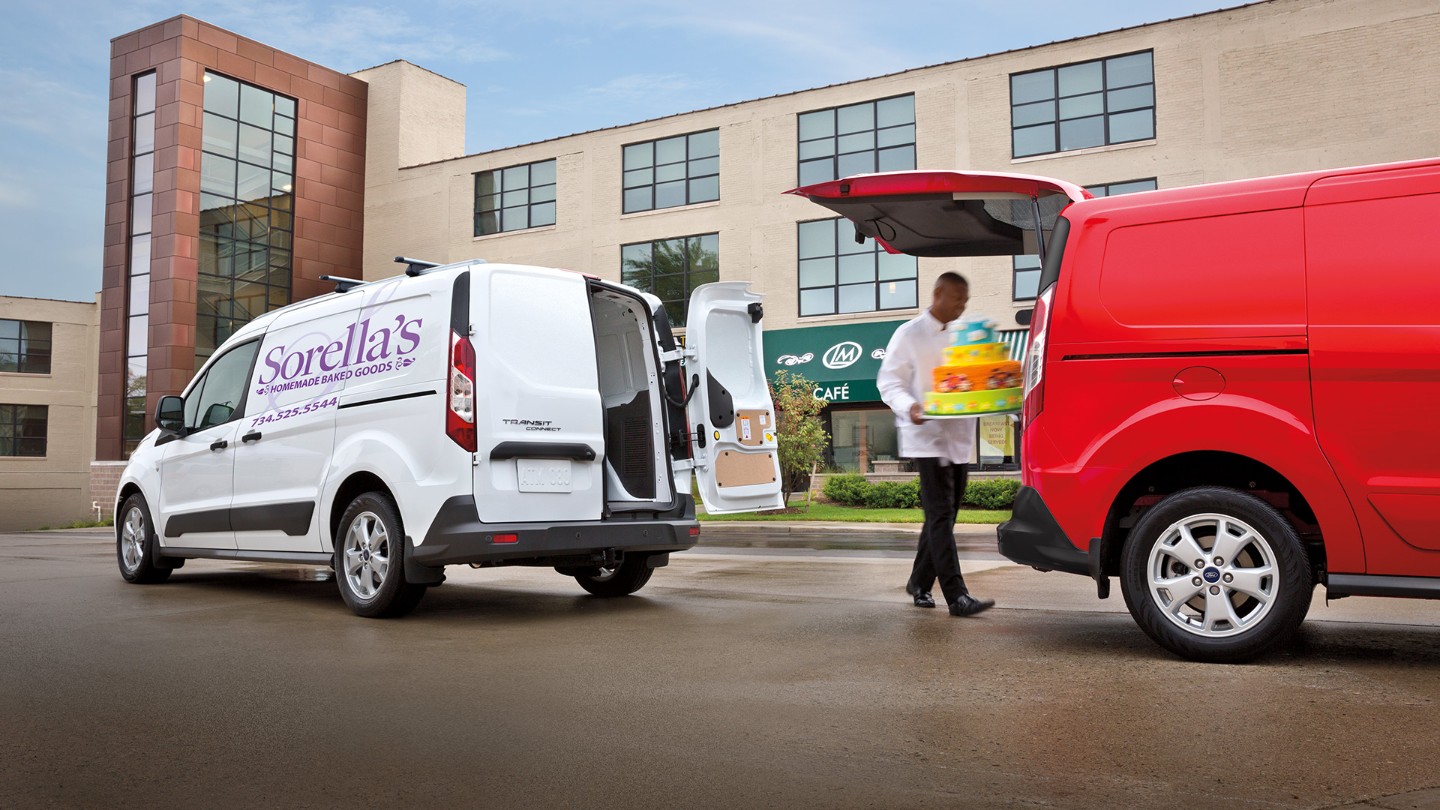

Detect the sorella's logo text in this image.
[255,314,423,397]
[822,341,863,370]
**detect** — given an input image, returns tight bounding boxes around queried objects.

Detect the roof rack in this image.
[319,274,367,293]
[396,256,442,276]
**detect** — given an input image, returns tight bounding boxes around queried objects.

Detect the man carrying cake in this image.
[877,272,996,618]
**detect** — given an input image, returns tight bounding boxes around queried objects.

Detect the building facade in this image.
[94,0,1440,497]
[1,296,100,530]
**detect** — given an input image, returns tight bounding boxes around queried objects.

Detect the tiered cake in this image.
[923,318,1023,416]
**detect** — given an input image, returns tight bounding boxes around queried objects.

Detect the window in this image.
[0,320,52,374]
[124,71,157,457]
[798,95,915,187]
[474,159,557,235]
[1011,51,1155,158]
[197,71,296,372]
[797,218,917,316]
[0,404,47,457]
[185,341,260,431]
[622,130,719,214]
[620,234,719,326]
[1012,178,1156,300]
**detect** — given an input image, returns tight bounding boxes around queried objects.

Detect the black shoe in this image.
[949,594,995,617]
[905,583,935,608]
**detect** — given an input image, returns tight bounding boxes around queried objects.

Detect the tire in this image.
[573,555,654,597]
[1120,486,1313,663]
[116,493,172,584]
[335,492,427,618]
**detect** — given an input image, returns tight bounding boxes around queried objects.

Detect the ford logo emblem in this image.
[1203,567,1221,583]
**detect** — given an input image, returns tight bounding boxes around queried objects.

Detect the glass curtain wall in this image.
[197,71,297,370]
[122,72,156,456]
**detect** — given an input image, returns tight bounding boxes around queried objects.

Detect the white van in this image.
[114,259,784,616]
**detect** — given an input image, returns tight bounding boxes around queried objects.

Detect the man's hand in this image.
[909,403,925,425]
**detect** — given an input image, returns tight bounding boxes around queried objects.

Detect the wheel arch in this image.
[1098,451,1327,582]
[328,471,398,551]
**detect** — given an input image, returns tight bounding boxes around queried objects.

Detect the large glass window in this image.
[123,72,157,457]
[1011,51,1155,158]
[619,233,719,327]
[0,320,52,374]
[797,218,917,317]
[622,130,719,214]
[197,71,296,371]
[797,95,915,186]
[827,408,900,473]
[0,404,47,457]
[474,159,557,235]
[1012,178,1156,300]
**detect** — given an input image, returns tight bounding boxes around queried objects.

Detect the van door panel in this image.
[1306,173,1440,575]
[473,267,604,523]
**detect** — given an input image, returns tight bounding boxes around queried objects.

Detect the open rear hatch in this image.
[786,170,1089,259]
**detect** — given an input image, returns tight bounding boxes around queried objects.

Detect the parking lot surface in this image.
[2,529,1437,809]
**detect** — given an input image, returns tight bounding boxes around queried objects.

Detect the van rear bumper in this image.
[413,495,699,568]
[996,485,1090,576]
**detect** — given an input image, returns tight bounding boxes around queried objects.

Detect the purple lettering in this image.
[319,339,345,371]
[397,317,423,355]
[257,345,287,385]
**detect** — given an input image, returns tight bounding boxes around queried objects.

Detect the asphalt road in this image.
[2,528,1438,809]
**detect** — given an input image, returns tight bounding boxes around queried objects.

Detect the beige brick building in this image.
[0,296,100,530]
[90,0,1440,497]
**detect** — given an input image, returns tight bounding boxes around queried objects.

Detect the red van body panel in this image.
[1304,163,1440,577]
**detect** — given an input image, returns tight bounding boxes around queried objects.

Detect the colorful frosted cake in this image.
[924,318,1023,416]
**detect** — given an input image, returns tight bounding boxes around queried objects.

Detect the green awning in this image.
[763,320,907,404]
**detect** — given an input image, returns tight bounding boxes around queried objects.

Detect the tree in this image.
[769,369,829,507]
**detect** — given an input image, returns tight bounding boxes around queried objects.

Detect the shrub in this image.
[965,477,1021,510]
[863,480,921,509]
[822,473,869,505]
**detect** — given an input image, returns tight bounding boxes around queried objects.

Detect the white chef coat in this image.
[877,310,975,464]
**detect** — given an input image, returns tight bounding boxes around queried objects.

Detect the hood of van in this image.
[786,170,1090,257]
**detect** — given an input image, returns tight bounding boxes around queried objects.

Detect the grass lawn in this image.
[697,502,1008,523]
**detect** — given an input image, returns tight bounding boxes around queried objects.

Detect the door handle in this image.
[210,439,229,451]
[242,431,262,444]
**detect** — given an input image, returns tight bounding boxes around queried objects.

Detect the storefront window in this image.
[827,408,899,473]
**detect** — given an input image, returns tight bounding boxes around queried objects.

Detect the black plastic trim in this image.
[156,547,333,566]
[231,502,314,536]
[1062,349,1308,362]
[338,390,437,410]
[164,509,230,537]
[707,372,735,429]
[489,442,597,461]
[1326,574,1440,600]
[416,495,698,568]
[996,485,1089,575]
[451,270,470,333]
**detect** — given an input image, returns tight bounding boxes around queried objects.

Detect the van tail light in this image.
[1022,285,1053,427]
[447,329,477,452]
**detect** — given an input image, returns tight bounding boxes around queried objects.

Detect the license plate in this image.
[517,459,573,493]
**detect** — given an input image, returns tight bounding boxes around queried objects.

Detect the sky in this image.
[0,0,1244,302]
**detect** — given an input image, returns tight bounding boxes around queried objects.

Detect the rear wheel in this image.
[117,493,172,584]
[573,555,654,597]
[335,492,427,618]
[1120,486,1313,663]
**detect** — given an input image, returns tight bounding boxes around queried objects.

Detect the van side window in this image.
[186,340,260,430]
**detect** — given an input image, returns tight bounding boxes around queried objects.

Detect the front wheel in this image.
[335,492,427,618]
[1120,487,1313,663]
[117,493,172,584]
[573,555,654,597]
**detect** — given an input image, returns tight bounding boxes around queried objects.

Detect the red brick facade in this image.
[97,16,367,460]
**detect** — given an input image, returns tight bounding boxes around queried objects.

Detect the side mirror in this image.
[155,396,185,434]
[202,402,234,428]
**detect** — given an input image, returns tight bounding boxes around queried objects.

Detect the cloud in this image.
[585,73,707,102]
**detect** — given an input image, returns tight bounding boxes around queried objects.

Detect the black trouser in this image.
[908,457,969,605]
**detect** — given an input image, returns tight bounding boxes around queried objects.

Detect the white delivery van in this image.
[114,259,784,616]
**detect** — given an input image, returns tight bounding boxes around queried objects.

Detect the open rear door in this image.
[786,170,1090,258]
[685,282,785,515]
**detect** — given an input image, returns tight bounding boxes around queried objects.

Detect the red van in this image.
[791,158,1440,662]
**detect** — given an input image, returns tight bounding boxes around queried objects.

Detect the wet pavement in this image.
[1,527,1437,809]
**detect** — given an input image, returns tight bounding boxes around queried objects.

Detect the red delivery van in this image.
[791,159,1440,662]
